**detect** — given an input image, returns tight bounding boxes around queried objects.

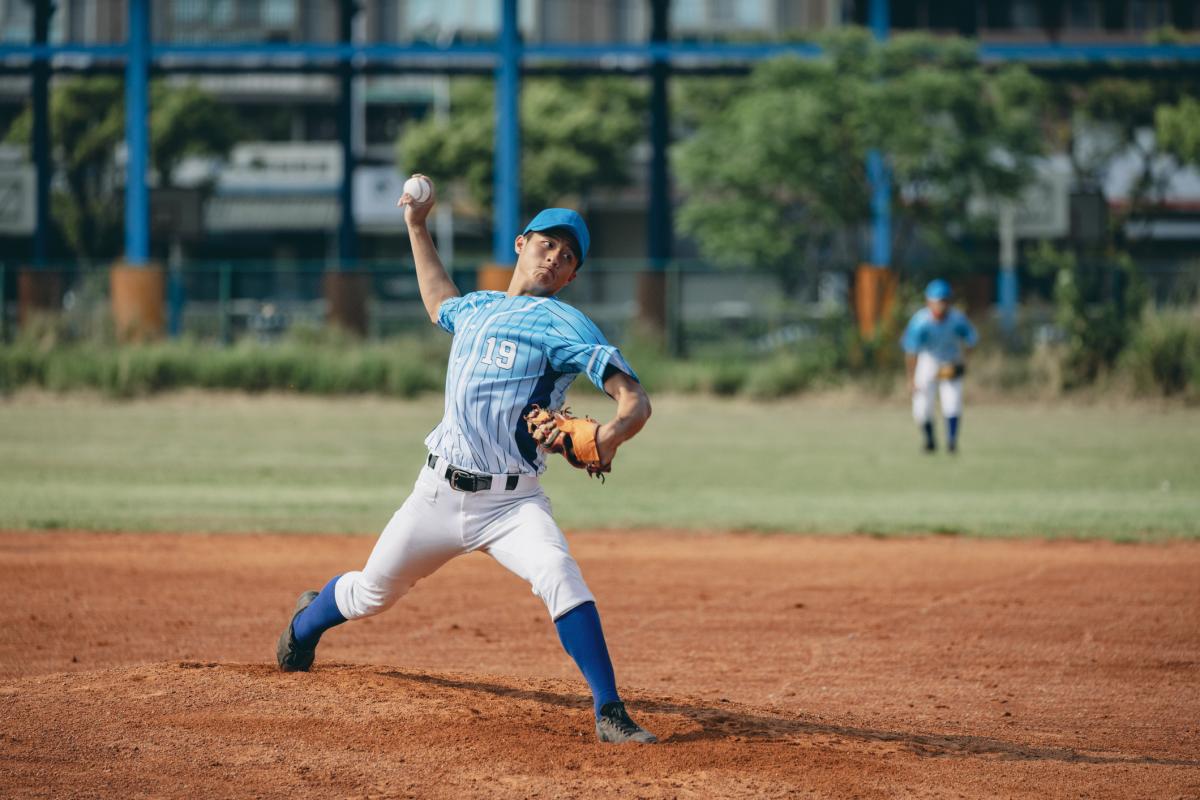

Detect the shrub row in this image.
[0,340,447,398]
[0,337,849,400]
[1123,311,1200,399]
[1,311,1195,400]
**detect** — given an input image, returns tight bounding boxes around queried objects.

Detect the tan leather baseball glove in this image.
[937,363,966,380]
[524,405,611,480]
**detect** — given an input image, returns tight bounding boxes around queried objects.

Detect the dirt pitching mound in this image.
[7,660,1195,800]
[2,530,1198,798]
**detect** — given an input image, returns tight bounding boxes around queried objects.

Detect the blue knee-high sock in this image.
[292,575,347,648]
[922,421,936,449]
[555,601,620,718]
[947,416,959,446]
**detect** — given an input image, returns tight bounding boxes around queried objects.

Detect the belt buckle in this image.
[449,468,474,492]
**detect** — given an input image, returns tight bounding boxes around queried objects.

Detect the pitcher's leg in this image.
[553,600,619,713]
[482,498,655,742]
[336,499,461,621]
[278,471,461,671]
[482,497,593,620]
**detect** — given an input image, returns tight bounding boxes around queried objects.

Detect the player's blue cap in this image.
[925,279,952,300]
[522,208,590,263]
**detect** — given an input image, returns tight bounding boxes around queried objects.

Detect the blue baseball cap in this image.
[925,279,951,300]
[521,208,590,263]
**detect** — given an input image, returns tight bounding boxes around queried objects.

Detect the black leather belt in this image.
[427,454,520,492]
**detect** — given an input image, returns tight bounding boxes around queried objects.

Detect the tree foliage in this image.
[6,77,124,260]
[1028,242,1146,389]
[150,82,240,188]
[5,77,238,260]
[1045,75,1200,246]
[397,77,646,220]
[673,28,1046,294]
[1156,96,1200,166]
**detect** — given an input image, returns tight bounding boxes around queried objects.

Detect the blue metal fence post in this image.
[869,0,889,40]
[32,0,52,268]
[324,0,369,334]
[852,0,894,338]
[643,0,675,349]
[337,0,357,266]
[997,203,1018,337]
[492,0,521,264]
[125,0,150,265]
[868,150,891,268]
[648,0,672,274]
[868,0,891,272]
[167,257,185,337]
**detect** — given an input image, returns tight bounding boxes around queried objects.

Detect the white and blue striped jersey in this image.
[425,291,638,476]
[901,307,979,363]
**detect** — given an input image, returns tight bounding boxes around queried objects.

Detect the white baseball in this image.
[403,175,433,206]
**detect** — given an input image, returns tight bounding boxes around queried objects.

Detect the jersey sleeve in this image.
[436,291,493,334]
[955,313,979,348]
[900,313,925,354]
[542,303,639,392]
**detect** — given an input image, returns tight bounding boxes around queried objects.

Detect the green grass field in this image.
[1,393,1197,539]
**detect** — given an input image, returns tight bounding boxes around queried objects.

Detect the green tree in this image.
[1044,75,1200,245]
[1028,242,1146,389]
[1156,96,1200,166]
[397,77,646,222]
[673,29,1045,295]
[150,81,240,188]
[6,77,124,261]
[6,77,239,260]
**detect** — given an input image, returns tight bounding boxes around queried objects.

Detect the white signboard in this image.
[1012,162,1071,238]
[220,142,342,191]
[0,165,34,235]
[205,195,339,232]
[970,157,1071,240]
[354,166,407,229]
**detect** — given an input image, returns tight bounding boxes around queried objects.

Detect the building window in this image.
[161,0,297,43]
[402,0,499,39]
[1011,0,1041,29]
[0,0,32,43]
[1068,0,1102,29]
[1128,0,1170,29]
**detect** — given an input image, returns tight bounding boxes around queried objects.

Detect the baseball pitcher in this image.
[275,175,657,744]
[901,279,978,454]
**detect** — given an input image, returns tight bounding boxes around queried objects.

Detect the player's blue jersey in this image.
[425,291,638,475]
[901,307,978,363]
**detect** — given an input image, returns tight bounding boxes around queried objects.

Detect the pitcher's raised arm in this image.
[398,174,459,324]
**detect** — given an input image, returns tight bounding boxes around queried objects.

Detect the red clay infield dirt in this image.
[1,530,1198,799]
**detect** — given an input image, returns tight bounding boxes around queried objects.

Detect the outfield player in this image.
[275,176,657,744]
[902,279,978,454]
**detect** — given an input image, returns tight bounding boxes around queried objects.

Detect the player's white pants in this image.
[912,352,963,424]
[334,459,594,622]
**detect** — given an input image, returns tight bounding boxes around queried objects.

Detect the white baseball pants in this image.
[912,352,963,424]
[333,459,594,622]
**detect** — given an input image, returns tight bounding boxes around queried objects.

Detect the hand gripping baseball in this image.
[397,173,436,227]
[525,405,612,480]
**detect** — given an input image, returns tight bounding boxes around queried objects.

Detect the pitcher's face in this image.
[513,233,579,297]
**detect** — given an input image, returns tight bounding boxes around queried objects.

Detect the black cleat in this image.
[947,441,958,454]
[276,590,319,672]
[595,701,658,744]
[923,441,936,454]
